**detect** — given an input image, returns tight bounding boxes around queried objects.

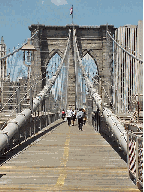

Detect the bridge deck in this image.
[0,119,139,191]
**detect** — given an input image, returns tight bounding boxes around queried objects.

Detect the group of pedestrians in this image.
[61,108,87,131]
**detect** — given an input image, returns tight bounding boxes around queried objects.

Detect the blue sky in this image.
[0,0,143,52]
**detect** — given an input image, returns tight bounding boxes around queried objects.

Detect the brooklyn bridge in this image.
[0,21,143,191]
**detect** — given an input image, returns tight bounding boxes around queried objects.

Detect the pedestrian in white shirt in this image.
[66,108,73,126]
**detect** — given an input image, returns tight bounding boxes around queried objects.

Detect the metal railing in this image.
[127,131,143,189]
[0,29,71,155]
[73,28,127,154]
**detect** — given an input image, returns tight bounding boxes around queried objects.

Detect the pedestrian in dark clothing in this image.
[72,109,76,126]
[76,108,84,131]
[82,108,87,125]
[62,109,66,120]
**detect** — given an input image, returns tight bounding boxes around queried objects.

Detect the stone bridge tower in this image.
[29,24,115,109]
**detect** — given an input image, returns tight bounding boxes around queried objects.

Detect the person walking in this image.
[75,108,79,125]
[66,108,73,126]
[76,108,84,131]
[82,108,87,125]
[61,109,66,120]
[72,109,76,126]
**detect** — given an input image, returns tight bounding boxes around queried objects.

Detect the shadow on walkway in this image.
[99,131,127,162]
[0,174,6,179]
[0,120,65,166]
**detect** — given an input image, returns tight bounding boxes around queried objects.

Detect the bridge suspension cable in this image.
[73,28,127,153]
[88,72,138,125]
[106,26,143,118]
[0,29,40,110]
[0,28,70,114]
[0,29,71,131]
[0,69,50,113]
[0,29,71,152]
[90,72,130,115]
[0,72,50,130]
[106,31,143,63]
[0,29,39,61]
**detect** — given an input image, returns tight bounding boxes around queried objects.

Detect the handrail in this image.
[0,29,71,152]
[73,29,127,153]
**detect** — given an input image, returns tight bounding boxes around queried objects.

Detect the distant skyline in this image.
[0,0,143,52]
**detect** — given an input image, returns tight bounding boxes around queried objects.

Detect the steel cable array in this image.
[0,29,71,152]
[106,28,143,122]
[0,29,71,128]
[0,29,39,61]
[0,72,50,130]
[0,30,70,132]
[1,40,57,112]
[73,28,127,153]
[107,31,143,63]
[0,70,48,113]
[0,29,39,114]
[87,71,139,128]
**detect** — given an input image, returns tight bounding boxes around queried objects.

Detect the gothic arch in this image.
[82,50,99,74]
[46,49,63,66]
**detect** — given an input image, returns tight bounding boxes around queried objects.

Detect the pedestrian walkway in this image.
[0,119,139,191]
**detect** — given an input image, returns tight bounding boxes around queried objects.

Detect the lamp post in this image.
[21,38,36,99]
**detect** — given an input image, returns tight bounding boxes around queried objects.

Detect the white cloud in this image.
[51,0,68,6]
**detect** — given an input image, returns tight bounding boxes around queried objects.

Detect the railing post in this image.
[99,78,104,110]
[99,77,101,97]
[38,105,39,116]
[127,131,130,177]
[30,117,32,137]
[38,103,41,130]
[137,93,140,122]
[96,109,100,133]
[136,136,138,186]
[48,114,51,125]
[43,98,46,126]
[30,87,33,113]
[1,81,3,108]
[24,130,27,141]
[34,112,36,134]
[45,98,48,127]
[40,116,42,130]
[16,87,21,113]
[102,84,104,109]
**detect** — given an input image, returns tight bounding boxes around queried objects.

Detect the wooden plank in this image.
[0,119,139,191]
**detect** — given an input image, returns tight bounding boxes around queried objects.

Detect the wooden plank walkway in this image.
[0,119,139,191]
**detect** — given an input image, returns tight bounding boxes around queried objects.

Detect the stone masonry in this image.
[29,24,115,109]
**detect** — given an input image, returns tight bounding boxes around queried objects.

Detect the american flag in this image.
[70,6,73,15]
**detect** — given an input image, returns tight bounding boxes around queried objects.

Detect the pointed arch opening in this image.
[82,53,99,81]
[46,49,63,66]
[46,53,63,112]
[76,53,99,109]
[46,53,62,80]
